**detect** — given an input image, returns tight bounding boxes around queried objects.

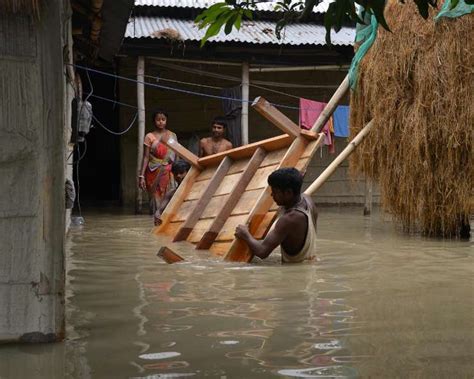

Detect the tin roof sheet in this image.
[126,16,355,46]
[134,0,333,13]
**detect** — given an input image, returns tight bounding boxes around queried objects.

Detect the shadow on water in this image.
[0,207,472,378]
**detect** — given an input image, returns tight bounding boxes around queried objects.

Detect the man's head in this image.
[268,168,303,206]
[211,117,227,139]
[172,160,190,185]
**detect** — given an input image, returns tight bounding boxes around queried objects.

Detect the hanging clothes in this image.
[333,105,350,138]
[299,98,335,153]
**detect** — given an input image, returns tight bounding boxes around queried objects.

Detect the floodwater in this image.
[0,207,473,378]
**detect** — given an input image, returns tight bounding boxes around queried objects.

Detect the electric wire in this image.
[72,64,310,110]
[92,112,138,136]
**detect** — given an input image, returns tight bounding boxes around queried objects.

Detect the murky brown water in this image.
[1,208,473,378]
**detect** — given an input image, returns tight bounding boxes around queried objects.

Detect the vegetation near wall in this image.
[350,0,473,237]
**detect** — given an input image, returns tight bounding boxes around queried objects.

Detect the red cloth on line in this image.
[299,98,335,153]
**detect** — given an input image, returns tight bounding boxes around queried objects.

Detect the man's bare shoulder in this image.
[276,209,307,228]
[224,139,233,149]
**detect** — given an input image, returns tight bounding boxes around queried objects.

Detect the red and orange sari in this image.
[144,131,177,212]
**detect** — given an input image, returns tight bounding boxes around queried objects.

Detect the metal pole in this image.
[241,61,249,145]
[136,56,145,213]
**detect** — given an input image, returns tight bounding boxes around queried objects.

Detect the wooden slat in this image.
[161,134,203,169]
[196,147,267,249]
[174,157,233,242]
[173,199,197,222]
[224,133,325,262]
[198,134,292,167]
[155,166,201,234]
[215,214,249,242]
[252,96,301,138]
[246,164,279,191]
[252,97,319,141]
[185,179,210,201]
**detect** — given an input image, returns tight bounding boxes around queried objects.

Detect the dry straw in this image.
[350,0,473,237]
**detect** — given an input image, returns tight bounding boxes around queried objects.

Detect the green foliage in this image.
[195,0,441,46]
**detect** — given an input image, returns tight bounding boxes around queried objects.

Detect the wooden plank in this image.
[252,96,301,138]
[195,165,217,182]
[185,179,210,201]
[188,218,213,243]
[160,220,183,237]
[246,164,279,191]
[198,134,292,167]
[161,134,203,169]
[260,149,286,168]
[201,195,229,219]
[196,147,267,249]
[157,246,185,264]
[173,199,198,222]
[224,133,326,262]
[215,214,249,241]
[209,241,232,257]
[155,166,201,234]
[174,157,233,242]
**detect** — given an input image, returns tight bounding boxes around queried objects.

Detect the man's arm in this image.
[235,216,291,259]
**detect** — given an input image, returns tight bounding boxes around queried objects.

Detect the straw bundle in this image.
[350,0,473,237]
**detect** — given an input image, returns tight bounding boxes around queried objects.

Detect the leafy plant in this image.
[194,0,452,46]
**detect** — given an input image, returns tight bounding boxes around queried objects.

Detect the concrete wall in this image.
[117,57,379,208]
[0,1,68,342]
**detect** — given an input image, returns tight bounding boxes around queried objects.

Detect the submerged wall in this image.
[0,1,68,342]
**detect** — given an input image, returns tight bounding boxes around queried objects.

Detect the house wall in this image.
[0,1,69,343]
[117,57,379,208]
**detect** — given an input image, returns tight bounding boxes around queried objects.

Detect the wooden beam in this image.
[155,166,201,234]
[312,75,349,133]
[161,134,203,169]
[198,134,292,167]
[173,156,233,242]
[157,246,185,264]
[224,133,326,262]
[252,96,301,138]
[304,121,374,196]
[196,148,267,250]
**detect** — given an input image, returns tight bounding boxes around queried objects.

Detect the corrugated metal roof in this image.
[126,16,355,46]
[134,0,333,13]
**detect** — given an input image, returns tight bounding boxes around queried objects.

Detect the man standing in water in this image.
[235,168,318,263]
[199,117,233,157]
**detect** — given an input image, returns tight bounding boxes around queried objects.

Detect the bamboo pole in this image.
[363,177,373,216]
[311,75,349,133]
[304,120,374,196]
[135,56,145,213]
[241,61,249,145]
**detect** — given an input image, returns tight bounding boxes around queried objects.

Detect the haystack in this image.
[350,0,473,237]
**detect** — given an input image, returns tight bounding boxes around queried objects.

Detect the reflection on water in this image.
[0,208,472,378]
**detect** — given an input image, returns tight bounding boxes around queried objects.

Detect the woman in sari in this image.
[138,110,177,213]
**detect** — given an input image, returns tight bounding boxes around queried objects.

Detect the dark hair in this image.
[151,109,168,123]
[267,168,303,196]
[172,160,190,175]
[212,117,227,129]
